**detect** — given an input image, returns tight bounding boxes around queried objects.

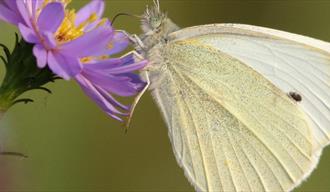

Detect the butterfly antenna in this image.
[153,0,160,12]
[145,5,150,17]
[111,13,142,26]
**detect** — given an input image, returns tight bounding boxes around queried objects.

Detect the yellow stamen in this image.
[80,55,111,64]
[55,10,105,44]
[44,0,105,44]
[55,9,84,43]
[108,43,114,49]
[80,57,92,63]
[97,18,107,27]
[61,0,72,7]
[99,55,110,60]
[77,13,98,29]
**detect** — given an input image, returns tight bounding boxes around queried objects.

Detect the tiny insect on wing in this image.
[289,92,302,102]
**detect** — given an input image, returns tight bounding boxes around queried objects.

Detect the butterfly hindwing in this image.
[150,39,319,192]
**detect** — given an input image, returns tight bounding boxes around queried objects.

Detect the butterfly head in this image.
[141,0,179,37]
[142,0,164,32]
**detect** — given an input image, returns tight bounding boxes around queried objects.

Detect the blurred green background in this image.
[1,0,330,191]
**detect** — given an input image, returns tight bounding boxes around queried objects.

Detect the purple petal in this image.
[48,52,82,80]
[118,52,139,66]
[75,74,127,120]
[31,0,44,18]
[40,31,57,49]
[119,73,146,91]
[0,4,23,25]
[33,44,47,68]
[84,53,143,71]
[114,53,145,67]
[60,25,113,57]
[75,0,104,26]
[18,23,38,43]
[95,86,130,111]
[16,0,32,27]
[82,69,139,96]
[85,59,147,74]
[82,19,99,32]
[37,2,64,33]
[4,0,20,15]
[107,32,129,55]
[107,60,148,74]
[4,0,18,10]
[83,58,124,70]
[84,18,111,32]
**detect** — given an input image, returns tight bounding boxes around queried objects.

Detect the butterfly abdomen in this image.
[143,42,173,90]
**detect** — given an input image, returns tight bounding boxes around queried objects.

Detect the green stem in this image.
[0,87,15,112]
[0,90,10,121]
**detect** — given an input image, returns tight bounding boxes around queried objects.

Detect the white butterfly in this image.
[124,0,330,191]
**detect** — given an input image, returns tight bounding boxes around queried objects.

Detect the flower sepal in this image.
[0,34,59,116]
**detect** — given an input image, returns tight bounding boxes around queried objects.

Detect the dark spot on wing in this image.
[288,92,302,102]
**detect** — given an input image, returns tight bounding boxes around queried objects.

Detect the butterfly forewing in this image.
[169,24,330,151]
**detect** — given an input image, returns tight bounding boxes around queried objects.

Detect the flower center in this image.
[36,0,107,45]
[55,10,82,43]
[55,3,104,44]
[55,9,99,44]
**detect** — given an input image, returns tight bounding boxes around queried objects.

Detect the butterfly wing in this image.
[150,39,319,192]
[169,24,330,151]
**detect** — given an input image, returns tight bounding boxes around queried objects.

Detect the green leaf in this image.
[0,36,60,112]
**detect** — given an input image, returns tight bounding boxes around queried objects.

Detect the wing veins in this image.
[231,51,330,113]
[168,81,200,183]
[235,124,286,191]
[153,84,198,185]
[249,37,330,84]
[169,93,185,165]
[224,122,253,191]
[273,48,330,110]
[168,67,210,190]
[234,53,330,128]
[174,68,230,192]
[234,53,330,141]
[229,126,267,191]
[179,61,313,158]
[272,46,330,87]
[173,74,214,192]
[179,66,302,182]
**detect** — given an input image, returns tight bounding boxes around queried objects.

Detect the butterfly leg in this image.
[120,50,145,62]
[115,32,148,130]
[116,30,145,49]
[125,70,150,131]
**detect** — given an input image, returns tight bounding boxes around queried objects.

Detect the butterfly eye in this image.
[150,17,162,29]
